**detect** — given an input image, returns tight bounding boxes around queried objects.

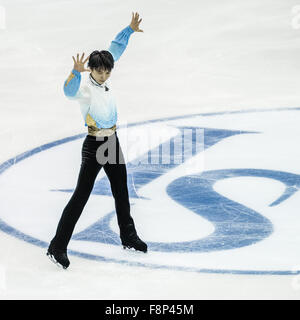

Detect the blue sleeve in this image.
[63,69,81,97]
[108,25,135,62]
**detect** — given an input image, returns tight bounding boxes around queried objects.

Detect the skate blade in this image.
[122,245,147,253]
[47,252,67,270]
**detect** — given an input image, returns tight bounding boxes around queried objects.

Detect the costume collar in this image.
[89,73,109,91]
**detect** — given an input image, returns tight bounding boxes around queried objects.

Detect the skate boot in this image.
[120,223,147,253]
[47,243,70,269]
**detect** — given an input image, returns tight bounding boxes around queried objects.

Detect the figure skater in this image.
[47,12,147,269]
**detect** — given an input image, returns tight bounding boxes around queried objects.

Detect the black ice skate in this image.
[47,244,70,269]
[120,224,147,253]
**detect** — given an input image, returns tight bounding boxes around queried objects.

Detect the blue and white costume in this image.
[63,25,134,130]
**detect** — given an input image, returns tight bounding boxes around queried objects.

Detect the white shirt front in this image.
[68,70,118,129]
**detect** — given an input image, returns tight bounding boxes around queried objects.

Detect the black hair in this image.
[88,50,114,72]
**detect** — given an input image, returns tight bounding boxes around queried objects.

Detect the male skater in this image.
[47,12,147,269]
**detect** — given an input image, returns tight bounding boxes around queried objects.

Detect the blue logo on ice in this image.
[0,109,300,275]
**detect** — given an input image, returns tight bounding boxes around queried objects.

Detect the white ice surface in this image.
[0,0,300,299]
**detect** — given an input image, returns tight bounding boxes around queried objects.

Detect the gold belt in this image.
[88,124,117,137]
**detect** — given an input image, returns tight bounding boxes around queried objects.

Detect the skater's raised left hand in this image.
[130,12,143,32]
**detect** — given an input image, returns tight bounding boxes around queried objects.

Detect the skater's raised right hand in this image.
[72,53,91,73]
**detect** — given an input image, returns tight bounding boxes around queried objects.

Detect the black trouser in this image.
[50,132,134,250]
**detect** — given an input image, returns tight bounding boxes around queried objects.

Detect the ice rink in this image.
[0,0,300,299]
